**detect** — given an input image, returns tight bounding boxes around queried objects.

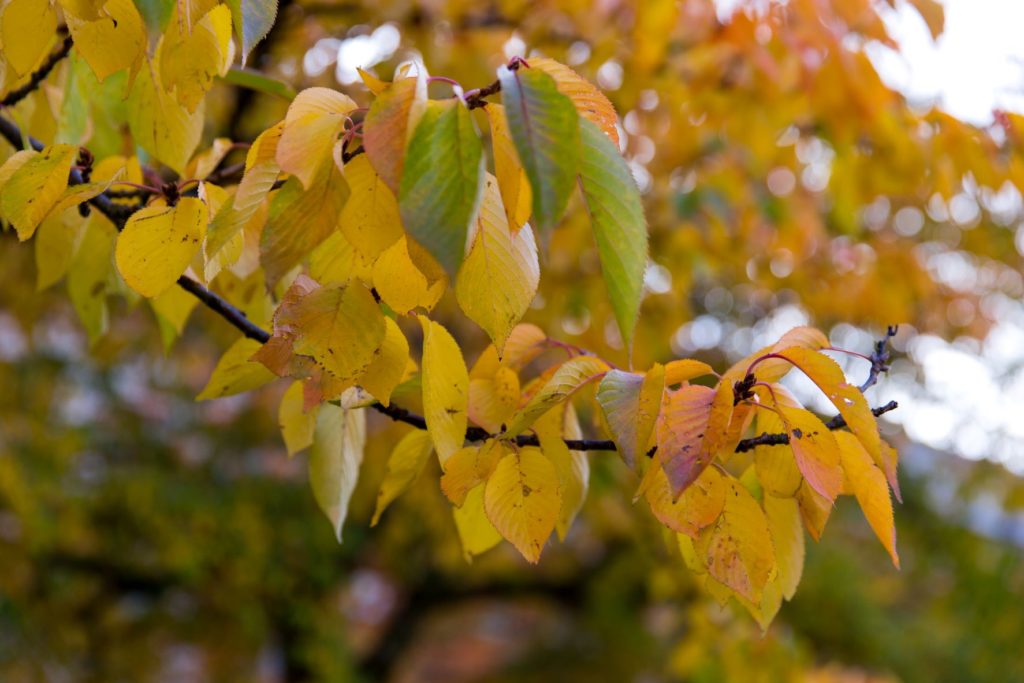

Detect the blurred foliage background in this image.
[3,0,1024,680]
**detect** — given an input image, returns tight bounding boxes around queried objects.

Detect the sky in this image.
[870,0,1024,124]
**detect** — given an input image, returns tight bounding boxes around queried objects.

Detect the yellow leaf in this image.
[763,494,804,600]
[776,404,843,503]
[484,446,562,563]
[0,144,77,240]
[772,346,881,466]
[419,316,469,465]
[440,440,506,507]
[371,429,434,526]
[452,484,502,562]
[468,365,520,433]
[64,0,145,82]
[529,57,620,146]
[196,337,276,400]
[503,356,609,436]
[455,175,539,352]
[645,464,725,537]
[468,323,547,379]
[372,236,446,314]
[1,0,57,75]
[338,154,403,264]
[535,404,589,540]
[286,283,386,382]
[278,380,318,456]
[696,476,775,602]
[357,316,408,406]
[115,197,207,298]
[128,61,204,174]
[277,87,356,188]
[159,4,233,112]
[597,363,664,469]
[486,104,532,231]
[307,229,372,287]
[836,431,899,567]
[663,358,715,386]
[309,403,365,542]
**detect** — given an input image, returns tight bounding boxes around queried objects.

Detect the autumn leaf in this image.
[597,364,664,469]
[836,431,899,567]
[0,144,78,240]
[503,356,609,437]
[196,337,276,400]
[484,446,562,563]
[278,380,318,456]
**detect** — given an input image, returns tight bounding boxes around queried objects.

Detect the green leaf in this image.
[578,117,649,350]
[498,65,580,235]
[398,99,484,276]
[220,65,295,100]
[225,0,278,65]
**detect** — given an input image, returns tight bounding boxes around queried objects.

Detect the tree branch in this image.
[0,32,73,108]
[0,88,899,458]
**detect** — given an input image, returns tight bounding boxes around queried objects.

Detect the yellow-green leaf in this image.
[596,363,664,469]
[503,356,609,437]
[372,429,434,526]
[535,404,588,540]
[0,144,78,240]
[128,60,204,174]
[196,337,276,400]
[1,0,57,75]
[159,4,233,112]
[64,0,146,82]
[763,494,804,600]
[529,57,619,147]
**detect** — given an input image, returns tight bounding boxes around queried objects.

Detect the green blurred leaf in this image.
[498,65,580,236]
[578,118,648,350]
[398,99,484,276]
[220,65,296,101]
[225,0,278,64]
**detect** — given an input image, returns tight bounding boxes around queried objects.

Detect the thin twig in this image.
[860,325,897,391]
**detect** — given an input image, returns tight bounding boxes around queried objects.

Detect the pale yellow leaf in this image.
[535,404,588,539]
[277,87,356,188]
[278,380,318,456]
[596,363,664,470]
[128,61,204,174]
[309,403,365,542]
[763,494,804,600]
[452,484,502,562]
[372,237,446,314]
[440,440,506,507]
[160,4,233,112]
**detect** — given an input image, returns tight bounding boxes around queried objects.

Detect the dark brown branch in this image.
[860,325,897,391]
[1,102,898,458]
[0,33,73,108]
